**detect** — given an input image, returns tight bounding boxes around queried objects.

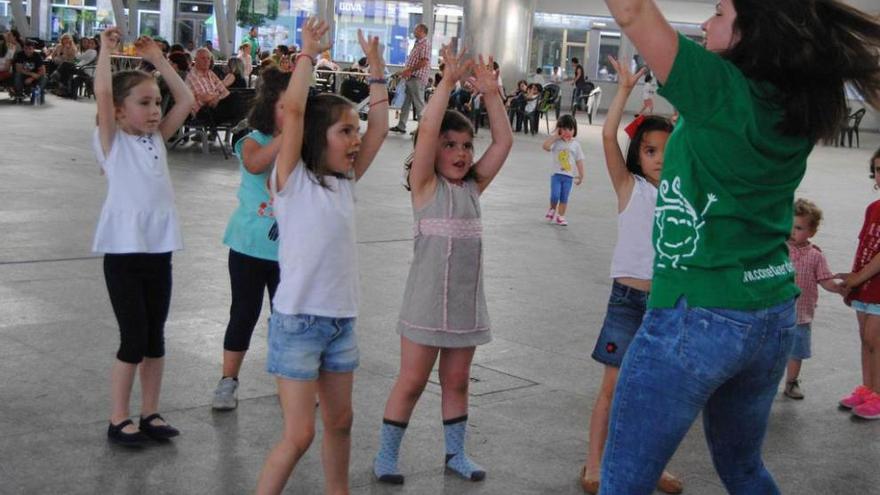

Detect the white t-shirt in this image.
[549,139,585,178]
[92,129,182,254]
[270,163,359,318]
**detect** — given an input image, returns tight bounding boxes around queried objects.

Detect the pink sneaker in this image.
[545,208,555,221]
[853,392,880,419]
[555,215,568,226]
[839,385,873,409]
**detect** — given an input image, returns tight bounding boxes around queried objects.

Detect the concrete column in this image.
[315,0,335,52]
[462,0,535,89]
[422,0,433,36]
[159,0,174,42]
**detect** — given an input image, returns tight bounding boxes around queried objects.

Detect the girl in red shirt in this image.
[842,148,880,420]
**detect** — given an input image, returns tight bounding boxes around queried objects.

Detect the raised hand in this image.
[134,36,163,64]
[100,27,122,52]
[439,43,472,86]
[300,17,331,58]
[471,55,498,94]
[608,55,647,90]
[357,29,385,77]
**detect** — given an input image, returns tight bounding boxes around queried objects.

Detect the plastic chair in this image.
[573,87,603,124]
[839,108,866,148]
[539,84,562,133]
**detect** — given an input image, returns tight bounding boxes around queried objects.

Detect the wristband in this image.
[369,97,389,108]
[368,77,387,85]
[295,53,316,66]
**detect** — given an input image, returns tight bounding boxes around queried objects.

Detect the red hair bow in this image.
[624,114,647,139]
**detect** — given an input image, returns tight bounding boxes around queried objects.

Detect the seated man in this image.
[185,47,230,117]
[13,40,46,101]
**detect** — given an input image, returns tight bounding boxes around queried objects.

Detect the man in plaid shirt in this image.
[390,23,431,133]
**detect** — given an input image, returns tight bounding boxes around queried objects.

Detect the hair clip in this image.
[624,114,647,139]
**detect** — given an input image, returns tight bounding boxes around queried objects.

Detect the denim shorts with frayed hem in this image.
[852,300,880,317]
[591,280,648,368]
[266,312,359,381]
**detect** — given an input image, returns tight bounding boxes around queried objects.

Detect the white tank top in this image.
[270,163,358,318]
[610,175,657,280]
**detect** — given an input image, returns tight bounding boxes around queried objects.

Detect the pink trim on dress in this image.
[414,218,483,238]
[399,319,490,333]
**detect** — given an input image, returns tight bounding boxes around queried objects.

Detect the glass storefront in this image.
[252,0,313,54]
[50,0,99,41]
[430,4,461,65]
[334,0,422,65]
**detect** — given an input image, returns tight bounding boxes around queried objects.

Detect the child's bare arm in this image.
[352,29,389,180]
[410,45,472,201]
[276,17,330,191]
[95,27,121,156]
[575,159,585,186]
[542,133,560,151]
[135,37,195,141]
[240,137,283,174]
[603,0,677,84]
[844,252,880,290]
[603,56,646,204]
[472,55,514,193]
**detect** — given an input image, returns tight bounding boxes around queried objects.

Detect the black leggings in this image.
[224,249,280,352]
[103,253,172,364]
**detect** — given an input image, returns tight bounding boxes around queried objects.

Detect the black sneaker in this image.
[107,419,149,447]
[139,413,180,441]
[389,126,406,134]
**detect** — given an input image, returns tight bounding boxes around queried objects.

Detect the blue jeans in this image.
[550,173,573,205]
[600,297,796,495]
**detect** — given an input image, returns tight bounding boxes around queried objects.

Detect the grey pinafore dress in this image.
[397,177,491,347]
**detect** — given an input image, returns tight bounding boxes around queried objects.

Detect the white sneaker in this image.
[555,215,568,226]
[212,377,239,411]
[545,209,556,222]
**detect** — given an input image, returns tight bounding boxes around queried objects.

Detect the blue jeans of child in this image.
[599,297,796,495]
[550,173,573,205]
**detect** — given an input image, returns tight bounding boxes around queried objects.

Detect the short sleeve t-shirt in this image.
[848,200,880,305]
[222,131,279,262]
[550,139,584,178]
[13,50,43,72]
[649,34,812,309]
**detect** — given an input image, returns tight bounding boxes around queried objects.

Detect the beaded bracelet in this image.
[368,77,388,85]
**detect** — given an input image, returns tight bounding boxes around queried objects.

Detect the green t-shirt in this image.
[649,34,812,309]
[241,34,260,60]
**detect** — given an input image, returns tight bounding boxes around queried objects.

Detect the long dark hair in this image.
[301,93,356,188]
[725,0,880,142]
[625,116,674,178]
[247,67,290,135]
[403,110,475,191]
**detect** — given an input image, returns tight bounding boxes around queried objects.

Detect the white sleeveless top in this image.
[270,163,358,318]
[92,129,182,254]
[610,175,657,280]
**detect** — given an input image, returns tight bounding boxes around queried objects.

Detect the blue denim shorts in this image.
[852,300,880,316]
[266,312,359,381]
[591,281,648,367]
[789,323,812,360]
